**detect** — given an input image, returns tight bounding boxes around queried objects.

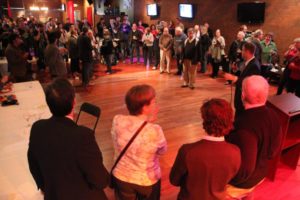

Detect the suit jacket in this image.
[226,106,282,188]
[170,139,241,200]
[77,35,93,63]
[28,116,109,200]
[234,58,261,116]
[44,44,67,77]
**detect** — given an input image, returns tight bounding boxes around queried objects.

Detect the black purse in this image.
[110,121,148,189]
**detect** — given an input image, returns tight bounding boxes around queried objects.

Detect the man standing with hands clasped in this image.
[181,28,201,90]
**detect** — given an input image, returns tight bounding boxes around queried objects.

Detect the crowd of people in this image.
[1,15,300,95]
[0,13,299,200]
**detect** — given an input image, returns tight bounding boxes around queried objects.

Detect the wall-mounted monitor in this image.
[179,3,194,19]
[147,4,158,17]
[237,2,265,23]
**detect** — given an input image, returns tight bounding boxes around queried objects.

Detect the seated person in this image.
[170,98,241,200]
[28,78,109,200]
[226,75,282,199]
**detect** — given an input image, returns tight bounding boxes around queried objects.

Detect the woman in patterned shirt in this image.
[111,84,167,200]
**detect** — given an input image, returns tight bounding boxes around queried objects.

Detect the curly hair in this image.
[201,98,233,137]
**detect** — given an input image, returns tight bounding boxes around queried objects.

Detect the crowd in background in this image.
[1,14,299,95]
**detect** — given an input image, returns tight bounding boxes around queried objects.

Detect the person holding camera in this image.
[210,29,226,78]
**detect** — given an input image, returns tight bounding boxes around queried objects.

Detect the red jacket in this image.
[285,49,300,80]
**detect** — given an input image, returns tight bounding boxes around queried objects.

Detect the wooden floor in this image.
[73,62,300,200]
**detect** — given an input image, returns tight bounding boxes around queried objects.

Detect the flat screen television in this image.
[179,3,194,19]
[237,2,265,23]
[147,4,158,17]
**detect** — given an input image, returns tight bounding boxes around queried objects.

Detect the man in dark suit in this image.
[28,78,109,200]
[226,75,282,199]
[170,99,241,200]
[225,42,261,117]
[78,27,94,89]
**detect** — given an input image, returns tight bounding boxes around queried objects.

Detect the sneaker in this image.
[152,66,157,70]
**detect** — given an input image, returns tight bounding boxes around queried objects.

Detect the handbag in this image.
[109,121,148,189]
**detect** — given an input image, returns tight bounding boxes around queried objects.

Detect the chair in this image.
[76,102,101,133]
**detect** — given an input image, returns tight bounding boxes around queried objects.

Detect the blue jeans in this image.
[82,61,93,86]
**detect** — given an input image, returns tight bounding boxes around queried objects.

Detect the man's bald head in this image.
[242,75,269,107]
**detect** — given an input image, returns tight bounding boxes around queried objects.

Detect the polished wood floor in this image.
[72,61,300,200]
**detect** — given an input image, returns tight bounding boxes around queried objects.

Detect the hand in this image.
[224,73,238,83]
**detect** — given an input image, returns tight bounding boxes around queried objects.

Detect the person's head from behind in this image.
[9,33,22,47]
[82,27,89,36]
[201,99,233,137]
[48,31,58,44]
[125,85,158,122]
[45,78,75,117]
[242,42,256,60]
[242,75,269,109]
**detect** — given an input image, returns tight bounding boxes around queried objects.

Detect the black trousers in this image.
[103,54,112,72]
[176,53,183,74]
[143,46,153,66]
[70,58,80,74]
[212,55,226,77]
[287,78,300,97]
[114,176,161,200]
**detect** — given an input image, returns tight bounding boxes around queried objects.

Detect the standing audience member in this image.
[129,23,142,64]
[181,28,200,90]
[210,29,226,78]
[142,27,154,67]
[44,31,67,78]
[173,26,187,75]
[285,37,300,97]
[224,42,261,117]
[228,31,246,78]
[150,24,160,70]
[199,26,211,73]
[260,32,277,77]
[111,84,167,200]
[204,22,213,40]
[248,29,263,64]
[159,27,173,74]
[120,19,131,63]
[67,30,80,79]
[78,27,94,89]
[28,78,110,200]
[5,33,29,82]
[226,75,282,199]
[101,29,114,74]
[170,98,241,200]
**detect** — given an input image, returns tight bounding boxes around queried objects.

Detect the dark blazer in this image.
[170,140,241,200]
[77,34,93,63]
[28,117,109,200]
[226,106,282,188]
[234,58,261,116]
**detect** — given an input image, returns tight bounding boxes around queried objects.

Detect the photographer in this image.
[210,29,226,78]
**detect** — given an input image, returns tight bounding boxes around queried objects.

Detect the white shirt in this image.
[202,135,225,142]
